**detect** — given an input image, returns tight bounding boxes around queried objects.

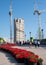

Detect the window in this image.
[16,19,18,22]
[19,19,21,23]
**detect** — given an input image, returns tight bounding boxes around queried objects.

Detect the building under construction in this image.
[14,18,25,43]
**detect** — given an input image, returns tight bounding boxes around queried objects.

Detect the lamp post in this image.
[29,32,31,42]
[25,34,26,41]
[29,32,31,37]
[9,0,12,43]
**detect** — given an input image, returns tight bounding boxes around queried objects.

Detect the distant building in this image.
[14,18,25,43]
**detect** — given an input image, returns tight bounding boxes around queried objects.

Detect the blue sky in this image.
[0,0,46,40]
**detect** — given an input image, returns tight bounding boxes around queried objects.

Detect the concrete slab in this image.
[0,51,24,65]
[0,46,46,65]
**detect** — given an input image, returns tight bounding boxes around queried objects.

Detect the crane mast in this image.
[9,0,12,43]
[34,1,42,40]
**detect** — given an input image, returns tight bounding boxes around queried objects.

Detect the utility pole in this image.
[9,0,12,43]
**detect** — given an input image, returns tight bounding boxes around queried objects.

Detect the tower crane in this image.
[33,1,46,40]
[9,0,13,43]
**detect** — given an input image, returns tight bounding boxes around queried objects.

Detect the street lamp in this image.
[29,32,31,37]
[25,34,26,41]
[29,32,31,42]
